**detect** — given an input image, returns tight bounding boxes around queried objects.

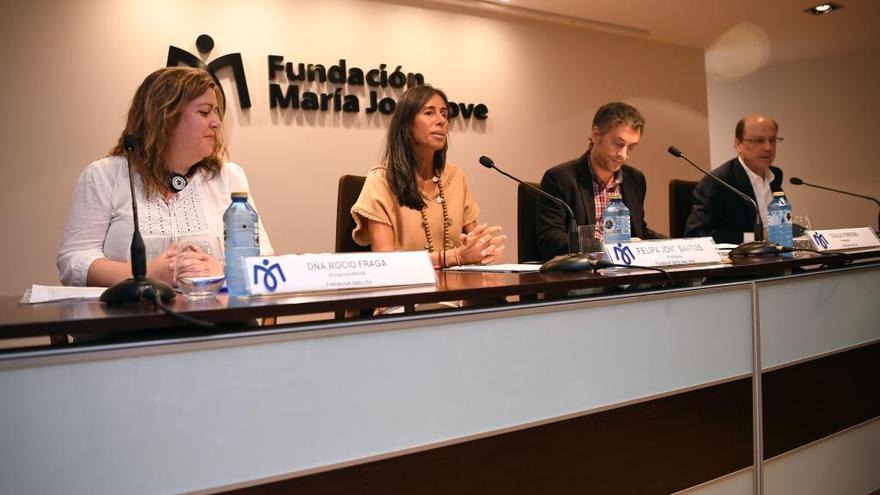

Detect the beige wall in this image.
[0,0,709,296]
[707,49,880,230]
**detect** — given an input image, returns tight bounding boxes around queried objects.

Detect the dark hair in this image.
[591,102,645,136]
[383,84,448,210]
[108,67,226,198]
[735,115,779,140]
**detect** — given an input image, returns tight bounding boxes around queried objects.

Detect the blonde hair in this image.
[109,66,227,198]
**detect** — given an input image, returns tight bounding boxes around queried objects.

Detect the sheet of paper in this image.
[444,264,542,273]
[22,285,106,304]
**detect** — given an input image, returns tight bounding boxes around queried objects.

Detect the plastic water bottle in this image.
[767,191,793,248]
[602,192,631,244]
[224,192,260,297]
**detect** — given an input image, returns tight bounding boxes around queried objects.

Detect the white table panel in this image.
[0,286,753,495]
[758,267,880,369]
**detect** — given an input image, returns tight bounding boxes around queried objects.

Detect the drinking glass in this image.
[792,215,814,249]
[578,224,601,253]
[174,234,225,299]
[144,235,174,261]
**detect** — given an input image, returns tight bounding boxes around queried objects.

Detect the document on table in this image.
[444,264,541,273]
[21,285,106,304]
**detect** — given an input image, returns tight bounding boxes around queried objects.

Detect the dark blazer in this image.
[684,157,784,244]
[536,152,664,261]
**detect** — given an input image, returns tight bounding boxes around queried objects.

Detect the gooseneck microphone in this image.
[667,146,778,257]
[479,155,603,273]
[100,135,176,304]
[790,177,880,230]
[479,155,579,255]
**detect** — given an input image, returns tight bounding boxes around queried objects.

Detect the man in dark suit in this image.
[536,102,665,261]
[685,113,784,244]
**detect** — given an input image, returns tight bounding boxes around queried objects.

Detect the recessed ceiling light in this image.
[804,2,843,15]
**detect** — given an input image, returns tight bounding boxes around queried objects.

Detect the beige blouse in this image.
[351,163,480,251]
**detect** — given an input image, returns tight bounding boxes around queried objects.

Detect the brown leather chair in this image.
[517,181,542,263]
[668,179,698,238]
[335,175,370,253]
[335,175,374,318]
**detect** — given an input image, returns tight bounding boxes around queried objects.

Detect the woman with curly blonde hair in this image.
[58,66,272,287]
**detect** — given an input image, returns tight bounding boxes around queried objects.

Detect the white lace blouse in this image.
[57,156,273,286]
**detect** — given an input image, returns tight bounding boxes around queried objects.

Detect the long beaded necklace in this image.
[419,174,452,252]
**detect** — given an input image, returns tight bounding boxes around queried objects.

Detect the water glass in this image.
[174,234,225,299]
[792,215,814,249]
[578,224,602,253]
[144,235,174,260]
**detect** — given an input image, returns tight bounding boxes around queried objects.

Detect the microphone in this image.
[667,146,778,257]
[479,155,598,272]
[790,177,880,230]
[479,155,578,255]
[539,256,675,286]
[100,135,175,304]
[125,136,147,279]
[539,256,614,272]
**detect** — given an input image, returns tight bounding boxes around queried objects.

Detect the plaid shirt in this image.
[592,170,622,238]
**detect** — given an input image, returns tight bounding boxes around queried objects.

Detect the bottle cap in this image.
[231,192,249,200]
[609,192,622,199]
[772,191,785,197]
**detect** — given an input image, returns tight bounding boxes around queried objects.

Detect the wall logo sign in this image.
[168,34,488,120]
[168,34,252,109]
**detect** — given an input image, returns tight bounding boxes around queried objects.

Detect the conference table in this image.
[0,249,878,495]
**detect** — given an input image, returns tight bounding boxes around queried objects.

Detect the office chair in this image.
[668,179,698,238]
[336,175,370,253]
[517,181,542,263]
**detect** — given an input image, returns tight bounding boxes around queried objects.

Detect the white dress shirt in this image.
[737,156,775,225]
[58,156,273,286]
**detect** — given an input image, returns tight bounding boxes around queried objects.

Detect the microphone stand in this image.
[479,156,596,272]
[101,137,175,304]
[667,146,778,257]
[790,177,880,231]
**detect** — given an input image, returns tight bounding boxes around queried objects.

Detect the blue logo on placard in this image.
[812,232,829,249]
[612,243,635,265]
[253,259,287,292]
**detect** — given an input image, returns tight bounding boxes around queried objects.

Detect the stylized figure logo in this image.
[612,243,635,265]
[167,34,251,109]
[253,259,287,292]
[812,232,829,249]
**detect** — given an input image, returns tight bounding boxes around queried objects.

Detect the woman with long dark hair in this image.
[351,85,505,267]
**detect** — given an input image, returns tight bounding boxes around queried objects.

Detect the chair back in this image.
[517,181,542,263]
[335,175,370,253]
[668,179,698,238]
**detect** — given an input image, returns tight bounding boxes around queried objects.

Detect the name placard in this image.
[806,227,880,251]
[603,237,722,267]
[243,251,436,296]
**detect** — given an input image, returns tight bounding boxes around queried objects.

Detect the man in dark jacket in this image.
[685,113,784,244]
[536,102,664,261]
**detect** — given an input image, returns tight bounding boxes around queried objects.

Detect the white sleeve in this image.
[225,163,274,256]
[57,161,117,286]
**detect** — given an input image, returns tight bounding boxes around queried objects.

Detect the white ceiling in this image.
[398,0,880,66]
